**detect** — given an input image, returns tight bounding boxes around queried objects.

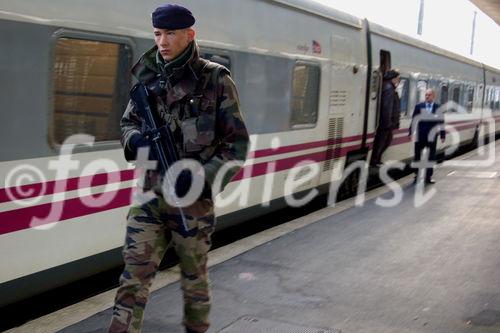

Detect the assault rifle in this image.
[130,83,191,234]
[130,83,179,175]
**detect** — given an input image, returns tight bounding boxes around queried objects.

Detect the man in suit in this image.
[409,88,446,184]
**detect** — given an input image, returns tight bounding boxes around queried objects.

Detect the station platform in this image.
[14,141,500,333]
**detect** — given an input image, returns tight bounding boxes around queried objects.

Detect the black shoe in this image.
[425,178,436,184]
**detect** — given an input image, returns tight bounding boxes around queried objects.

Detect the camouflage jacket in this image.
[121,41,249,196]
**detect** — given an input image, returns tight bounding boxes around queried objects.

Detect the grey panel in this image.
[0,20,54,161]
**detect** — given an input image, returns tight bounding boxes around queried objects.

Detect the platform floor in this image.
[54,142,500,333]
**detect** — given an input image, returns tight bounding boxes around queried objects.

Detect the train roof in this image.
[0,0,498,73]
[368,21,486,69]
[265,0,362,29]
[483,63,500,75]
[274,0,499,72]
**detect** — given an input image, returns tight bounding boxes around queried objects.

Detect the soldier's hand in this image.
[129,133,150,153]
[129,133,157,161]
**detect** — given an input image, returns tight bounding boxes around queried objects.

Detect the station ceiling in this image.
[470,0,500,25]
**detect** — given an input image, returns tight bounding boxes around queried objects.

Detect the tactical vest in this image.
[146,60,229,162]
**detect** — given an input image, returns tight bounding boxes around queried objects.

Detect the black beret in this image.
[152,4,195,30]
[383,69,400,80]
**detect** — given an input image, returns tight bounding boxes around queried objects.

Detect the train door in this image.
[375,50,392,124]
[367,50,393,165]
[365,50,391,131]
[319,32,366,187]
[380,50,391,76]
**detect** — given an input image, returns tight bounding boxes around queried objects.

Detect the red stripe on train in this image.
[234,145,359,181]
[0,188,133,235]
[0,169,135,204]
[248,133,372,159]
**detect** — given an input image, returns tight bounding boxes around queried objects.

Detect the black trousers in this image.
[370,129,393,166]
[413,140,437,181]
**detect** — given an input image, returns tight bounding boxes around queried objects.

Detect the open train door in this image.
[366,49,392,163]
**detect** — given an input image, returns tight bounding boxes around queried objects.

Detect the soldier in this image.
[108,3,249,333]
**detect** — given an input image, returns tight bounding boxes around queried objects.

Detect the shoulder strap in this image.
[194,61,230,96]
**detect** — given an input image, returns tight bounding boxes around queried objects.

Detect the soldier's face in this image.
[154,28,195,61]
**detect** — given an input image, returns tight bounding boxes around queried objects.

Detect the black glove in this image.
[128,133,157,160]
[174,170,193,197]
[129,133,149,150]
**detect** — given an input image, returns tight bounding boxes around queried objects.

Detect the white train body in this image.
[0,0,499,306]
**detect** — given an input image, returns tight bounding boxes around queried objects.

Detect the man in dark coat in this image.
[108,4,249,333]
[370,69,401,167]
[409,88,446,184]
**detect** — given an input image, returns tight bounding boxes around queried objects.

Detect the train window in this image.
[440,85,449,105]
[484,87,495,109]
[490,87,496,110]
[466,86,475,112]
[290,63,320,128]
[490,88,495,110]
[51,37,131,144]
[417,80,427,103]
[370,70,380,100]
[396,77,409,114]
[452,86,461,112]
[495,88,500,110]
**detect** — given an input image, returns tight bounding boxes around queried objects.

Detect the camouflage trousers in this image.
[108,194,215,333]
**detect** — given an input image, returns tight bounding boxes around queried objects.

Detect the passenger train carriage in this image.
[1,0,499,306]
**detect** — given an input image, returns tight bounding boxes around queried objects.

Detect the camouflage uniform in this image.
[109,41,249,333]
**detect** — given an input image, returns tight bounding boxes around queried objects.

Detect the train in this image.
[1,0,499,307]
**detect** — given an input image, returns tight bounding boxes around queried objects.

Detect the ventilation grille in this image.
[323,117,344,172]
